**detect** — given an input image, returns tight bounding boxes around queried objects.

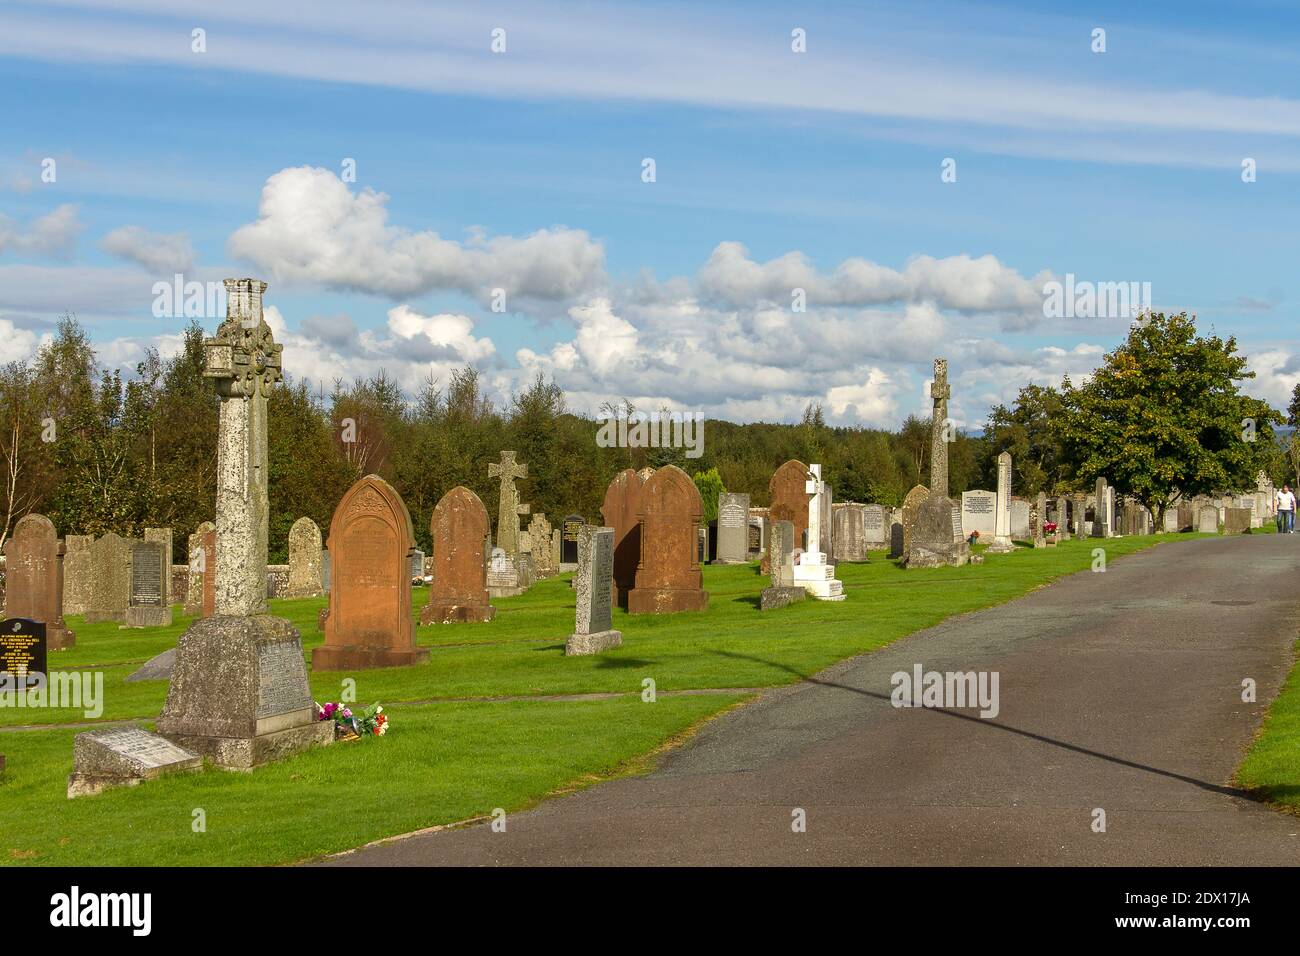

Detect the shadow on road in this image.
[712,649,1255,801]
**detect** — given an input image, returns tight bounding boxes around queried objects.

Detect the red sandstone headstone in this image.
[627,464,709,615]
[600,469,644,610]
[3,513,74,649]
[420,486,496,624]
[313,475,429,670]
[761,459,811,574]
[200,530,216,619]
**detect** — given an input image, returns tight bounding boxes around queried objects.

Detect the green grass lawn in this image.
[1,533,1180,865]
[1236,637,1300,813]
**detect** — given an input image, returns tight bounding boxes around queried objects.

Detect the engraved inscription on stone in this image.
[256,640,312,718]
[0,620,47,677]
[965,496,994,514]
[96,727,194,768]
[719,502,745,528]
[131,544,163,607]
[589,532,614,632]
[863,509,884,530]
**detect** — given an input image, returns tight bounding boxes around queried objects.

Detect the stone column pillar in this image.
[203,278,281,616]
[988,452,1014,552]
[1092,478,1108,538]
[929,359,950,497]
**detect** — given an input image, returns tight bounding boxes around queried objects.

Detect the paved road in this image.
[325,535,1300,866]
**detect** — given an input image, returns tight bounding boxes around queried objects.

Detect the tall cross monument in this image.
[804,464,822,557]
[158,278,333,769]
[202,278,282,615]
[929,358,951,497]
[488,451,529,555]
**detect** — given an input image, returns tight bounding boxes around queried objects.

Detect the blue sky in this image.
[1,0,1298,427]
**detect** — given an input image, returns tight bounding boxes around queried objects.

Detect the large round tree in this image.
[1059,312,1280,528]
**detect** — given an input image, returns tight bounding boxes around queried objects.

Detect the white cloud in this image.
[0,204,82,258]
[825,369,899,425]
[1247,349,1300,413]
[0,318,49,364]
[100,225,196,273]
[228,166,605,301]
[696,242,1051,328]
[385,304,496,363]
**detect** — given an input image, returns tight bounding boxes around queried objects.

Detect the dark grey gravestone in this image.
[560,515,582,566]
[566,526,622,655]
[747,517,764,559]
[125,541,172,627]
[0,618,46,681]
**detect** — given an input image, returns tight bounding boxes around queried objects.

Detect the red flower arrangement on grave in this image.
[317,701,388,738]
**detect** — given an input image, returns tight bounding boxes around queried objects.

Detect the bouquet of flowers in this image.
[317,701,389,739]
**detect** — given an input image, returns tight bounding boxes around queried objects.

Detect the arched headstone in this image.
[313,475,428,670]
[601,469,644,610]
[421,486,496,624]
[285,517,324,597]
[762,460,811,574]
[4,513,74,649]
[627,464,709,614]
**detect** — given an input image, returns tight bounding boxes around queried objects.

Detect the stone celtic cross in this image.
[929,358,950,497]
[202,278,282,615]
[488,451,529,555]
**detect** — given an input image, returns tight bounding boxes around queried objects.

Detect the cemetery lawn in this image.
[1236,637,1300,813]
[4,534,1177,865]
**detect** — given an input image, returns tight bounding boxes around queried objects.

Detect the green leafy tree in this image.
[692,467,725,524]
[1059,312,1281,527]
[898,414,930,488]
[980,384,1068,495]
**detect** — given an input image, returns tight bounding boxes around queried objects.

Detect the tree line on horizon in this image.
[0,311,1292,561]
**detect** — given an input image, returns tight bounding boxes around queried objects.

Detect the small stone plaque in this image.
[256,640,313,719]
[0,618,46,679]
[68,726,201,799]
[93,727,195,769]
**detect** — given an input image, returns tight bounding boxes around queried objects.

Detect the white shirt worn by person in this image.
[1279,491,1297,513]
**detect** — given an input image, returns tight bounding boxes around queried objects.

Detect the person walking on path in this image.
[1278,485,1296,534]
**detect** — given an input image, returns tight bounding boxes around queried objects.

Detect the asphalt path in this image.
[324,535,1300,866]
